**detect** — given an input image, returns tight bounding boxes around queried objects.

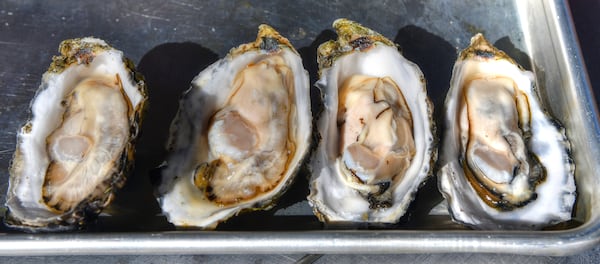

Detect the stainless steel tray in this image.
[0,0,598,256]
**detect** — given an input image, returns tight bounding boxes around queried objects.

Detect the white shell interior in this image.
[309,43,434,223]
[158,47,310,228]
[438,55,576,229]
[6,38,144,227]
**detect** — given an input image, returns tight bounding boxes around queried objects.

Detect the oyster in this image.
[156,25,311,229]
[5,37,147,232]
[438,34,576,229]
[308,19,436,223]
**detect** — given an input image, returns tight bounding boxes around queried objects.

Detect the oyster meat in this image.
[438,34,576,229]
[5,38,147,231]
[308,19,436,223]
[156,25,311,229]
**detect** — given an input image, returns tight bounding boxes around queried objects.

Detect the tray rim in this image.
[0,222,598,256]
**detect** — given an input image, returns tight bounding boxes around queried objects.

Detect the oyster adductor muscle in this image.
[5,37,147,232]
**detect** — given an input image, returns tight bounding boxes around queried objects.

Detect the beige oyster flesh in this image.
[438,33,576,230]
[156,25,311,229]
[5,38,147,232]
[308,19,436,223]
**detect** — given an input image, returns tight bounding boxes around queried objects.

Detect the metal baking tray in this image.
[0,0,598,256]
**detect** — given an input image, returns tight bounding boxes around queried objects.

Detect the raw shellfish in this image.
[438,34,576,229]
[156,25,311,229]
[308,19,436,223]
[5,37,147,232]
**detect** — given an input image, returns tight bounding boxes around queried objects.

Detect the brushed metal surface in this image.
[0,0,598,258]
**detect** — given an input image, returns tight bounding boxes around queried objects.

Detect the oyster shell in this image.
[5,37,147,232]
[156,25,311,229]
[438,34,576,229]
[308,19,436,223]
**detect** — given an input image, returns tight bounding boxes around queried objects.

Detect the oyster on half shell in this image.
[5,37,147,232]
[156,25,311,229]
[438,34,576,229]
[308,19,436,223]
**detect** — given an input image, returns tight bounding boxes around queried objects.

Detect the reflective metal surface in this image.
[0,0,598,256]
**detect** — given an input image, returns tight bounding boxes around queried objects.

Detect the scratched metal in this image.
[0,0,599,261]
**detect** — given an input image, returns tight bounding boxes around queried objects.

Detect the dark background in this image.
[570,0,600,104]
